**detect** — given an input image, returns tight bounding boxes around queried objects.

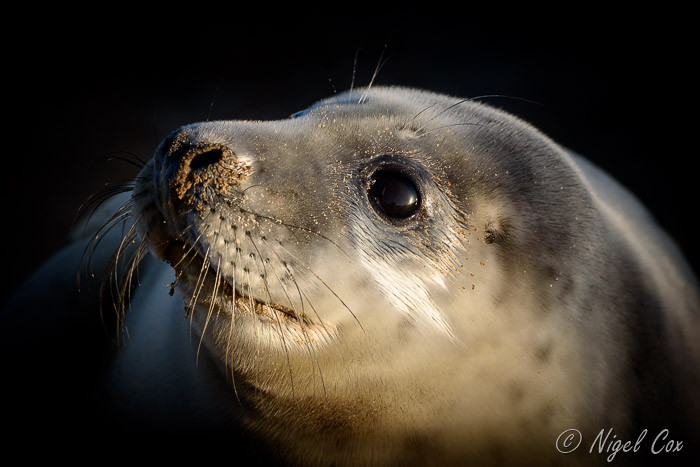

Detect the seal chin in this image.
[157,235,338,346]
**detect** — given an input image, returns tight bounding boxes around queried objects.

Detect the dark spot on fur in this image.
[581,299,594,314]
[484,218,510,245]
[509,382,526,404]
[402,432,429,452]
[560,276,575,296]
[534,341,553,363]
[484,228,500,244]
[536,302,550,315]
[484,440,507,465]
[396,318,417,344]
[540,402,556,425]
[542,265,558,281]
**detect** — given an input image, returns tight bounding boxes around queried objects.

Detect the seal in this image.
[3,86,699,465]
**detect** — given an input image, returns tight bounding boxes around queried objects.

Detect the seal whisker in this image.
[99,245,131,339]
[112,229,141,304]
[103,151,148,168]
[279,267,332,394]
[349,48,360,98]
[196,256,222,365]
[413,122,490,139]
[73,183,134,234]
[469,94,543,106]
[415,98,472,134]
[271,267,329,398]
[247,234,297,399]
[224,231,242,403]
[241,184,267,195]
[170,223,211,271]
[274,256,306,319]
[175,221,197,239]
[187,245,212,334]
[98,227,141,343]
[206,77,224,122]
[358,44,390,104]
[197,215,228,362]
[256,241,311,337]
[272,249,328,332]
[239,207,349,258]
[115,238,148,341]
[80,212,132,291]
[410,102,440,123]
[276,242,363,332]
[79,199,135,286]
[107,212,142,294]
[120,238,143,308]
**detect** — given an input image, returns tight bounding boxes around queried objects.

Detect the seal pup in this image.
[3,86,699,465]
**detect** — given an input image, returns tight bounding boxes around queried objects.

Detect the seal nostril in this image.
[190,148,224,171]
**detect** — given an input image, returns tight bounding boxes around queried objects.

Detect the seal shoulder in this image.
[567,150,700,317]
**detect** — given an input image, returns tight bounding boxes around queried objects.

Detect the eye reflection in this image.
[368,169,421,220]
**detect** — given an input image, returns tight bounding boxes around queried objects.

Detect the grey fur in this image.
[3,87,699,465]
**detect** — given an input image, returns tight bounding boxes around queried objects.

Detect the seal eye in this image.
[368,169,421,220]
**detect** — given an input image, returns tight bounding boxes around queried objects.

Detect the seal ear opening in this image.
[484,219,508,245]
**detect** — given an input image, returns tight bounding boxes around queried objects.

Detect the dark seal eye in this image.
[368,169,421,219]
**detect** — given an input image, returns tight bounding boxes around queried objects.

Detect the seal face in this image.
[33,86,700,464]
[133,89,497,350]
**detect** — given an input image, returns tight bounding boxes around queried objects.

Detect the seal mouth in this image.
[159,238,312,327]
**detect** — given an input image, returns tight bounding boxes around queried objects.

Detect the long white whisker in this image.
[413,122,489,139]
[277,242,363,332]
[247,234,296,399]
[225,232,241,403]
[358,44,390,104]
[196,257,221,364]
[415,98,471,134]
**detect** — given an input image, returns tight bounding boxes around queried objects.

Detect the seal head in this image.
[128,86,700,464]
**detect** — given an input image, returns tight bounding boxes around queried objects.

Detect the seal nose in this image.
[160,130,225,173]
[158,128,252,208]
[188,147,224,171]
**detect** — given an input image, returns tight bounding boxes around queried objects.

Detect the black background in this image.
[2,18,697,313]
